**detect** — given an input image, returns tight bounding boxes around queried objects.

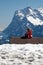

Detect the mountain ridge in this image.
[3,7,43,37]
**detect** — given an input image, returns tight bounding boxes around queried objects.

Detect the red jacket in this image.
[28,30,32,38]
[25,29,32,38]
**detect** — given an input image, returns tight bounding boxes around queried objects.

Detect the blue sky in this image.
[0,0,43,31]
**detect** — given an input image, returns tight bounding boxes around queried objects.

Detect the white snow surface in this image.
[16,11,24,20]
[0,44,43,65]
[38,8,43,14]
[27,16,43,25]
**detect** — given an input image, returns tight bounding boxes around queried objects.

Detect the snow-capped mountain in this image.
[3,7,43,37]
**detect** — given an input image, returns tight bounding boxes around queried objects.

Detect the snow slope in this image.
[3,7,43,37]
[0,44,43,65]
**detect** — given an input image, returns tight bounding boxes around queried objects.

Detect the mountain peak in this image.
[38,7,43,10]
[24,6,32,10]
[3,6,43,37]
[38,7,43,13]
[15,6,32,15]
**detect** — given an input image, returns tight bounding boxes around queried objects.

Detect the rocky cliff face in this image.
[3,7,43,37]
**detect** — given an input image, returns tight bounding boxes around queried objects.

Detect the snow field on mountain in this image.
[0,44,43,65]
[27,16,43,25]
